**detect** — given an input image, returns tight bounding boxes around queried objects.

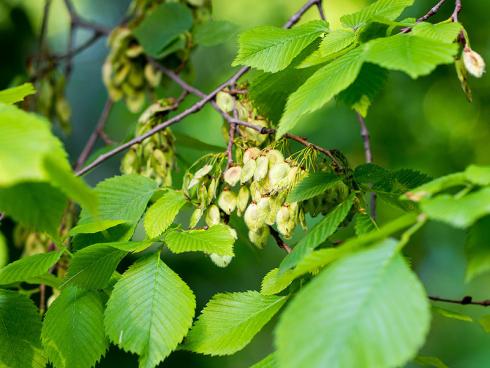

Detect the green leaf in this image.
[0,231,7,268]
[0,250,62,285]
[276,239,430,368]
[69,219,128,236]
[337,63,388,116]
[133,2,193,57]
[78,174,157,229]
[194,20,237,47]
[249,65,318,124]
[412,22,462,43]
[164,224,236,256]
[64,244,128,289]
[233,20,328,72]
[251,353,278,368]
[0,182,66,236]
[364,34,458,79]
[354,212,377,235]
[173,132,226,152]
[465,216,490,282]
[340,0,414,28]
[0,290,46,368]
[354,163,392,185]
[318,29,357,57]
[262,248,342,296]
[0,104,67,186]
[432,306,473,322]
[105,252,195,368]
[421,188,490,228]
[0,83,35,104]
[278,47,364,137]
[43,155,97,215]
[479,315,490,333]
[42,286,108,368]
[465,165,490,186]
[144,190,187,238]
[183,291,287,355]
[26,273,63,289]
[404,172,467,201]
[287,172,340,203]
[280,193,355,272]
[414,356,449,368]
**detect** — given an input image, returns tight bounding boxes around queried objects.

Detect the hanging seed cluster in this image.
[31,68,71,133]
[183,148,306,250]
[121,98,176,186]
[103,0,212,113]
[103,27,161,113]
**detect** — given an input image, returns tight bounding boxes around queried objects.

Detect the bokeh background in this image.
[0,0,489,367]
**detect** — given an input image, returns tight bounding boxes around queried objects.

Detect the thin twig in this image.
[316,0,326,21]
[76,0,325,176]
[429,295,490,307]
[64,0,111,35]
[64,21,76,78]
[36,0,52,68]
[451,0,462,22]
[269,226,292,253]
[356,113,376,219]
[75,99,114,171]
[226,98,238,169]
[400,0,448,33]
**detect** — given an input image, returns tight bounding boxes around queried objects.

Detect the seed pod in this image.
[237,186,250,216]
[218,190,237,215]
[210,253,233,268]
[269,162,291,188]
[254,155,269,181]
[463,47,486,78]
[266,196,281,225]
[244,202,266,232]
[224,166,242,187]
[144,63,162,87]
[205,205,221,227]
[190,208,204,228]
[197,184,209,206]
[241,159,256,183]
[266,149,284,167]
[216,92,235,113]
[194,164,213,179]
[249,181,262,202]
[249,226,270,249]
[207,178,219,201]
[228,226,238,240]
[276,205,294,237]
[243,147,261,163]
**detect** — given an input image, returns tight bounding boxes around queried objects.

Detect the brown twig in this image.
[356,113,372,164]
[226,100,238,169]
[316,0,326,21]
[451,0,462,22]
[430,295,490,307]
[63,0,111,35]
[269,226,292,253]
[76,0,325,176]
[356,113,376,219]
[400,0,448,33]
[75,99,114,171]
[54,32,102,61]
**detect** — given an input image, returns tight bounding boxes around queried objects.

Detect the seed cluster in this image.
[103,0,212,112]
[121,99,176,186]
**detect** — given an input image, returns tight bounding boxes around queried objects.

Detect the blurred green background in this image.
[1,0,489,367]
